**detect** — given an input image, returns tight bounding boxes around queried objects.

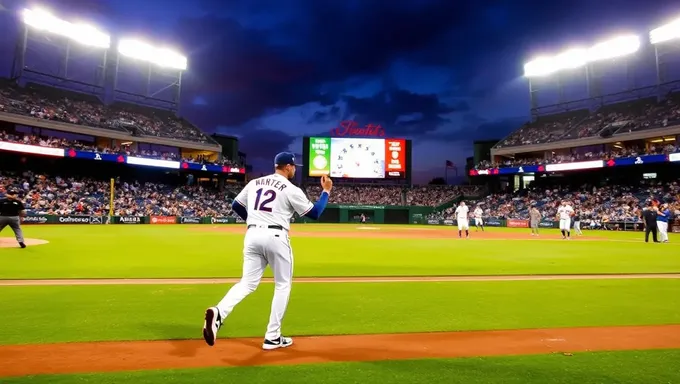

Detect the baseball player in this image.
[473,205,484,232]
[556,201,574,240]
[0,188,26,248]
[202,152,333,350]
[529,204,542,236]
[572,209,583,236]
[656,203,670,243]
[455,201,470,238]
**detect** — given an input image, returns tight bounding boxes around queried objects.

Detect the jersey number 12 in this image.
[254,188,277,212]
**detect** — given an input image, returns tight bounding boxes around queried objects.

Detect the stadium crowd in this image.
[494,93,680,149]
[0,80,212,144]
[474,143,679,170]
[0,171,243,218]
[430,181,680,230]
[0,128,241,168]
[304,184,482,207]
[1,170,486,219]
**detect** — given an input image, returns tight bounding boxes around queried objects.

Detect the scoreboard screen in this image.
[307,137,406,179]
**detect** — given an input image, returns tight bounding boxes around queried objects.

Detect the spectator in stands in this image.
[0,80,214,144]
[492,92,680,150]
[0,171,244,218]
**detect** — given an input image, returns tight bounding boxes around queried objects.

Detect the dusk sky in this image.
[0,0,679,183]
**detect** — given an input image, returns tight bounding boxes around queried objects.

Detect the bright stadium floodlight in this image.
[118,39,188,71]
[587,35,640,62]
[523,57,558,77]
[523,48,587,77]
[650,18,680,44]
[21,8,110,49]
[523,35,640,78]
[554,48,588,69]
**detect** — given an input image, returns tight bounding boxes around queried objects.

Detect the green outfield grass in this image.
[5,349,680,384]
[1,279,679,345]
[0,224,679,279]
[2,224,679,383]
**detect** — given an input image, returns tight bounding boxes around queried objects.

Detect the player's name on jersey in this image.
[254,177,289,191]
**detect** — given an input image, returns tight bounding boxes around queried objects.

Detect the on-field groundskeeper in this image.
[0,187,26,248]
[202,152,333,350]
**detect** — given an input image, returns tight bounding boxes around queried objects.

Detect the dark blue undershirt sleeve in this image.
[231,200,248,220]
[304,191,329,220]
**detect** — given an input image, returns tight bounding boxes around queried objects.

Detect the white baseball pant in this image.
[657,221,669,242]
[559,218,571,231]
[216,225,293,340]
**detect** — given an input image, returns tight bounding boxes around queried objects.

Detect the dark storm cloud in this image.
[235,129,296,162]
[432,116,527,143]
[166,0,482,128]
[342,90,469,136]
[307,105,342,124]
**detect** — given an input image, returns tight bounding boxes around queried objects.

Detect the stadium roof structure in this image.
[12,6,188,111]
[521,17,680,118]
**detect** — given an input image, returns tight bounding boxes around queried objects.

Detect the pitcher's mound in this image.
[0,238,49,248]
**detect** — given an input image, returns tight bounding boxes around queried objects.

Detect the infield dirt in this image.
[1,325,679,377]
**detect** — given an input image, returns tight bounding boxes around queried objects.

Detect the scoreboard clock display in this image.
[308,137,406,179]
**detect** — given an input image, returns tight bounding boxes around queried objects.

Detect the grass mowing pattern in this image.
[0,225,679,278]
[1,279,679,344]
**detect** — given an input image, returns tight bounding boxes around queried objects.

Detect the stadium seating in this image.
[304,184,482,207]
[428,181,680,229]
[1,168,485,218]
[0,80,213,144]
[474,142,678,170]
[0,127,241,168]
[0,171,243,218]
[492,92,680,151]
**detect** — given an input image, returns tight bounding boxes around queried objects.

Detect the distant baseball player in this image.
[556,201,574,240]
[455,201,470,238]
[473,205,484,232]
[573,209,583,236]
[656,203,670,243]
[202,152,333,350]
[0,188,27,248]
[529,204,542,236]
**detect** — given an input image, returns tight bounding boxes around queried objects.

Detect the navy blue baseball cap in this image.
[274,152,303,166]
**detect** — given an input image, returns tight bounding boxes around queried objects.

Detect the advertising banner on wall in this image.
[150,216,177,224]
[180,217,201,224]
[21,215,49,224]
[484,218,503,227]
[506,219,529,228]
[118,216,142,224]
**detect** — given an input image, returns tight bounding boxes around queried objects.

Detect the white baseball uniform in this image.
[557,205,574,231]
[215,173,314,340]
[473,208,483,226]
[455,205,469,230]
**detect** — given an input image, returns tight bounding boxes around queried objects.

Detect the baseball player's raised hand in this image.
[321,175,333,193]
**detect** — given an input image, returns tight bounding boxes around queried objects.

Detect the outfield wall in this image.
[20,213,679,232]
[19,205,435,226]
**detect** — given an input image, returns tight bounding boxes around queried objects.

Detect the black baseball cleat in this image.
[262,336,293,350]
[202,307,222,346]
[19,242,26,248]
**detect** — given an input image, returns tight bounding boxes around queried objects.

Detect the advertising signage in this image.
[470,153,680,177]
[0,141,245,175]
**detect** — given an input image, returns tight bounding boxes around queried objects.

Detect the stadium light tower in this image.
[650,17,680,93]
[12,7,111,93]
[523,34,641,117]
[111,38,187,111]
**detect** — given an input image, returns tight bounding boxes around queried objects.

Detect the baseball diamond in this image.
[3,2,680,382]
